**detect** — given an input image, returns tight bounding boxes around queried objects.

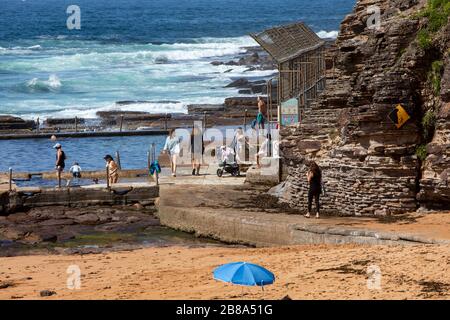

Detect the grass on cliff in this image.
[428,60,444,95]
[422,109,437,141]
[416,144,428,161]
[417,0,450,49]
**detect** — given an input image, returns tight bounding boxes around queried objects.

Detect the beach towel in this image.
[150,160,161,175]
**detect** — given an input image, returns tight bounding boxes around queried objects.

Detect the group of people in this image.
[161,97,271,177]
[51,94,323,217]
[53,143,120,187]
[162,126,204,177]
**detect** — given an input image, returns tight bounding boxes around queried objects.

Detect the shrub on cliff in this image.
[415,144,428,161]
[428,60,444,95]
[417,0,450,49]
[417,29,432,50]
[422,109,437,141]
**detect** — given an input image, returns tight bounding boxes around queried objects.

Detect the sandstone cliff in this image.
[278,0,450,215]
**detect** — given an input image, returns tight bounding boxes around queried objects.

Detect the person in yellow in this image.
[104,154,119,185]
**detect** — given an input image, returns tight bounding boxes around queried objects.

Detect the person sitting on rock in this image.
[104,155,119,185]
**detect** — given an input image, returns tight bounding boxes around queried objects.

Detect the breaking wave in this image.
[25,74,62,92]
[317,30,339,39]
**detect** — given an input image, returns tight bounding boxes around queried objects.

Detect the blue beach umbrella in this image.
[213,262,275,287]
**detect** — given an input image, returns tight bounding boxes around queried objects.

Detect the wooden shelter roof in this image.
[250,22,325,63]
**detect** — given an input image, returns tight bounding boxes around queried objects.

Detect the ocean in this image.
[0,0,355,120]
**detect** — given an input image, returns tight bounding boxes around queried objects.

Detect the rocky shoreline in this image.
[278,0,450,216]
[0,203,226,257]
[0,205,157,245]
[0,46,280,134]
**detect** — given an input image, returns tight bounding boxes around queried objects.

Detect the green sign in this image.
[280,98,299,126]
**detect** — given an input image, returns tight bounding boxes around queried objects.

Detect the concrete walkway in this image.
[0,175,15,195]
[156,178,450,246]
[2,165,449,246]
[158,165,246,186]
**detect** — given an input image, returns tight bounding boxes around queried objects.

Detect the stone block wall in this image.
[277,0,450,215]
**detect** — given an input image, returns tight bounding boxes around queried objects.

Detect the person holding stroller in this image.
[305,161,322,219]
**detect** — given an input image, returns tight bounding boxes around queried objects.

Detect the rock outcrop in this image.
[278,0,450,215]
[0,116,35,131]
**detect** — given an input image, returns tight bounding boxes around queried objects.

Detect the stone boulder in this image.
[0,116,35,131]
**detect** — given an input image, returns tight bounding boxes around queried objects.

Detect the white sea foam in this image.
[26,74,61,92]
[317,30,339,39]
[47,74,62,89]
[27,45,43,50]
[2,35,274,119]
[33,101,188,120]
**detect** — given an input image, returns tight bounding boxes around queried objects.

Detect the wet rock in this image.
[38,219,74,226]
[0,281,15,289]
[45,118,85,126]
[186,104,225,113]
[225,78,250,88]
[0,227,26,241]
[224,97,258,107]
[0,116,35,131]
[74,213,100,225]
[33,230,58,243]
[244,67,256,72]
[40,290,56,297]
[126,216,141,224]
[132,203,144,210]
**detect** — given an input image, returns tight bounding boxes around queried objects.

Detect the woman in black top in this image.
[305,161,322,219]
[53,143,66,188]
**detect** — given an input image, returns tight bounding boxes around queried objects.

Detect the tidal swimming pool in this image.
[0,135,166,173]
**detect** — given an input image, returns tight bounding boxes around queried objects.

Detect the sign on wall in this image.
[388,104,411,129]
[280,98,299,126]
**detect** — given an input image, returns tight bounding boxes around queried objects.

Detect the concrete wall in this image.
[156,204,436,246]
[156,184,441,246]
[1,185,159,214]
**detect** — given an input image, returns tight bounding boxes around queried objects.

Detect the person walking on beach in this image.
[190,125,204,176]
[104,155,119,185]
[305,161,322,219]
[66,162,82,187]
[53,143,66,188]
[256,96,267,130]
[163,129,181,177]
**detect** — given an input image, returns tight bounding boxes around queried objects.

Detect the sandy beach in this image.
[0,244,448,300]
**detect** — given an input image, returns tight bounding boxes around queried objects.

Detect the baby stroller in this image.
[216,145,240,177]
